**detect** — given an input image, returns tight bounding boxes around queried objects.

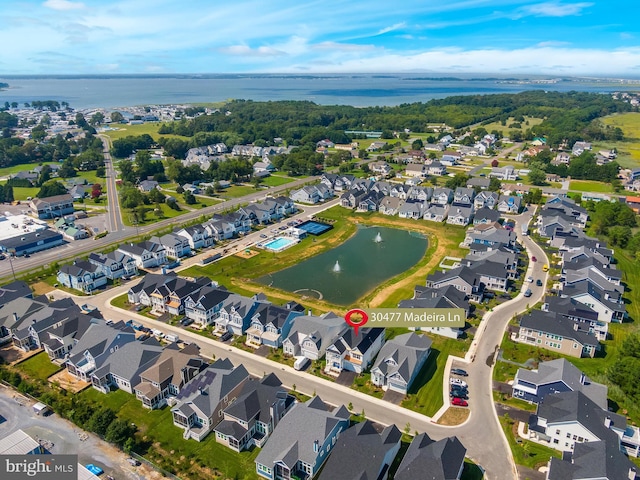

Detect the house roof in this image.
[66,322,137,368]
[138,342,205,386]
[543,296,599,323]
[92,339,163,384]
[221,373,292,424]
[371,332,432,383]
[516,359,607,409]
[519,311,599,347]
[473,207,500,223]
[563,282,626,314]
[394,433,467,480]
[192,286,232,310]
[0,280,32,305]
[317,421,401,480]
[401,284,469,312]
[547,440,638,480]
[536,391,625,443]
[255,396,350,469]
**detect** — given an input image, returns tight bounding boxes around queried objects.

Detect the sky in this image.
[1,0,639,76]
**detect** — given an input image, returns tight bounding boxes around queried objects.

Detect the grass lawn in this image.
[110,293,132,310]
[193,195,223,207]
[480,116,544,136]
[260,175,296,187]
[0,162,60,178]
[401,336,470,416]
[121,202,186,227]
[79,389,259,480]
[499,414,561,469]
[568,180,614,193]
[219,184,260,199]
[599,113,640,168]
[10,186,40,201]
[15,352,62,381]
[102,122,190,143]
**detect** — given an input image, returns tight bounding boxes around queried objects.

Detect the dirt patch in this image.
[235,248,260,259]
[31,281,55,296]
[48,369,90,393]
[436,406,471,425]
[0,345,41,365]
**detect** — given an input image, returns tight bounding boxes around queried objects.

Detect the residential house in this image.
[357,190,385,212]
[138,179,160,192]
[467,260,510,292]
[245,304,302,348]
[390,184,411,199]
[572,141,592,156]
[441,151,462,165]
[0,280,32,306]
[552,152,571,166]
[399,285,469,338]
[29,194,74,219]
[88,251,138,280]
[282,312,348,360]
[172,359,250,441]
[91,338,164,394]
[203,219,236,241]
[453,187,475,206]
[405,163,426,178]
[562,282,626,324]
[467,177,491,190]
[490,166,517,181]
[117,240,167,269]
[369,160,392,176]
[149,276,211,316]
[127,273,174,305]
[324,327,385,375]
[512,358,607,407]
[379,196,403,216]
[177,225,212,250]
[340,189,366,209]
[546,440,638,480]
[184,286,233,327]
[514,310,599,358]
[214,373,295,452]
[215,294,263,336]
[464,246,519,279]
[135,343,208,409]
[497,195,522,214]
[426,266,485,303]
[407,186,433,202]
[542,296,608,341]
[432,188,453,205]
[463,223,516,249]
[370,332,432,394]
[317,421,402,480]
[394,433,466,480]
[474,191,499,210]
[427,161,447,176]
[446,206,473,226]
[66,321,137,382]
[473,207,500,225]
[254,396,350,480]
[544,196,589,226]
[57,260,107,293]
[291,186,321,204]
[40,313,95,361]
[151,233,191,259]
[398,200,426,220]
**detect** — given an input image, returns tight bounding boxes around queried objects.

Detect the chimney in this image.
[573,323,579,331]
[604,416,612,428]
[12,312,18,323]
[313,440,319,453]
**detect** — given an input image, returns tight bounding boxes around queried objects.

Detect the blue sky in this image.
[1,0,639,75]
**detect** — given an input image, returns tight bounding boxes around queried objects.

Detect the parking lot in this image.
[0,384,161,480]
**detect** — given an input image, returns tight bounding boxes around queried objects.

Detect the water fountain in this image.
[374,232,382,243]
[333,260,341,272]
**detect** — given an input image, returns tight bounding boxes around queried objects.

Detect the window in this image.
[566,433,571,438]
[553,439,559,444]
[555,430,560,435]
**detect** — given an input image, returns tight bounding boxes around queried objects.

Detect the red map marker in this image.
[345,309,368,335]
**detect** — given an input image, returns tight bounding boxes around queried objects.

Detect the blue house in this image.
[57,260,107,293]
[255,396,350,480]
[245,304,303,348]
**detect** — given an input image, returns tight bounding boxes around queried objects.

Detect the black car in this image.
[451,368,468,377]
[220,331,233,341]
[180,317,194,326]
[536,279,543,286]
[450,390,468,399]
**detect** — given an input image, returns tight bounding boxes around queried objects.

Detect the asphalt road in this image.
[99,135,125,233]
[46,204,546,480]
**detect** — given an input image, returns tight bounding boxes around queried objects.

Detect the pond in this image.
[258,225,428,306]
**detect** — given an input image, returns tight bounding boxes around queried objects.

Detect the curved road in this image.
[50,205,547,479]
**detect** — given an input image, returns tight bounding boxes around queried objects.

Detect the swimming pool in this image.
[262,236,297,252]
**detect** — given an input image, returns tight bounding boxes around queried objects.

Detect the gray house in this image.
[394,433,466,480]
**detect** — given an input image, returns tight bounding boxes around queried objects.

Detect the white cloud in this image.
[218,45,286,57]
[312,41,376,52]
[520,2,593,17]
[43,0,85,11]
[536,41,571,47]
[377,22,406,35]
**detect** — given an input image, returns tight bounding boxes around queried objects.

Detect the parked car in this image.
[451,368,468,377]
[127,458,141,467]
[536,279,543,286]
[450,390,468,399]
[180,317,194,326]
[524,289,532,297]
[527,276,534,283]
[451,397,468,407]
[450,378,468,388]
[531,256,537,262]
[220,331,233,342]
[85,464,104,476]
[260,234,267,238]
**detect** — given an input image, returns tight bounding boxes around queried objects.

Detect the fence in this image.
[129,452,182,480]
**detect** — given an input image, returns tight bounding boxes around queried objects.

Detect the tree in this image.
[491,159,499,167]
[445,173,470,190]
[183,190,197,204]
[488,177,502,192]
[96,165,106,177]
[110,111,124,123]
[3,185,13,203]
[120,186,145,209]
[252,176,263,189]
[37,164,52,186]
[147,187,165,204]
[527,167,546,186]
[118,159,136,184]
[91,183,103,199]
[57,158,77,178]
[86,407,116,437]
[37,181,67,198]
[411,139,424,150]
[213,180,223,192]
[104,419,136,447]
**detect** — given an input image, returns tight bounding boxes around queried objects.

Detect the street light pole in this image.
[7,248,16,281]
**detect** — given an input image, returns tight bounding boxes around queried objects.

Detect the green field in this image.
[600,113,640,168]
[102,122,190,142]
[122,202,186,227]
[259,175,296,187]
[568,180,615,193]
[219,184,260,199]
[0,162,61,178]
[480,116,544,136]
[79,388,259,479]
[9,186,40,201]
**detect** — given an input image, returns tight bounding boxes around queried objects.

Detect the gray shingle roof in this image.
[547,440,638,480]
[372,333,432,383]
[394,433,466,480]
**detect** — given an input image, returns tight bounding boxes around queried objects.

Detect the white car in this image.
[527,276,534,283]
[450,378,468,388]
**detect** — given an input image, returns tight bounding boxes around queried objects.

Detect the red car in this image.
[451,397,468,407]
[531,256,537,262]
